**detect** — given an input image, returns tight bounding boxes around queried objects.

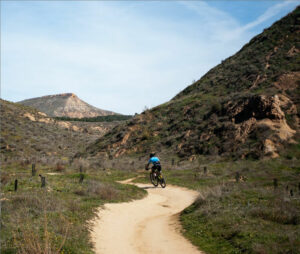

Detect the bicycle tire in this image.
[160,177,166,188]
[150,172,158,187]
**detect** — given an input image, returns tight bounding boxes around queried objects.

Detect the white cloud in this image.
[240,1,297,32]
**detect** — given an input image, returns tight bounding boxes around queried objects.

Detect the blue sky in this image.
[1,1,299,114]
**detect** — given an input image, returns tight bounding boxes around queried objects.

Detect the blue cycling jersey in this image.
[148,157,160,164]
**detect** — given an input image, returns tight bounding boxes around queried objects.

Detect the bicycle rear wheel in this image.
[150,172,158,187]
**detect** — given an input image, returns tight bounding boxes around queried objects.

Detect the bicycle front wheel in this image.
[160,177,166,188]
[150,172,158,187]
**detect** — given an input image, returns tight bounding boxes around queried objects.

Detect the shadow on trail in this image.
[142,186,163,190]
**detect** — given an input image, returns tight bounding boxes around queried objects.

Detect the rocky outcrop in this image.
[221,94,297,158]
[18,93,117,118]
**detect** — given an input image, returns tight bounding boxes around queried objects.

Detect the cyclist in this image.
[145,152,162,174]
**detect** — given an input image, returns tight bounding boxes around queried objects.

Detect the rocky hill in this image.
[81,6,299,161]
[18,93,116,118]
[0,99,118,164]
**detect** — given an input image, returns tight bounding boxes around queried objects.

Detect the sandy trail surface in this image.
[91,178,204,254]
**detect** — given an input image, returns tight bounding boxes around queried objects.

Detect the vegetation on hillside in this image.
[0,99,117,163]
[175,6,300,100]
[54,114,132,123]
[80,6,299,161]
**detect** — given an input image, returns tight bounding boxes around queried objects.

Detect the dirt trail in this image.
[91,178,204,254]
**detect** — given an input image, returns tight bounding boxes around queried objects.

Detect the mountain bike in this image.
[150,169,166,188]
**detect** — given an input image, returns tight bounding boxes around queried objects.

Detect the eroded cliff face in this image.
[18,93,116,118]
[215,94,297,158]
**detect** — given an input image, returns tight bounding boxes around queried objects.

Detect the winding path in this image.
[91,179,204,254]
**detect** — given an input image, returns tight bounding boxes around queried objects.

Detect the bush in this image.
[86,180,119,200]
[211,102,222,113]
[55,163,65,172]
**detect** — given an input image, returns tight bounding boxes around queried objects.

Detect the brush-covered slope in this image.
[0,99,117,162]
[82,7,300,161]
[18,93,116,118]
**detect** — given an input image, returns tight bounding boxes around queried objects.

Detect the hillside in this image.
[0,99,118,164]
[18,93,117,118]
[80,7,299,162]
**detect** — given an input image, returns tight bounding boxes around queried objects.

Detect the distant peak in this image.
[51,93,77,98]
[18,93,118,118]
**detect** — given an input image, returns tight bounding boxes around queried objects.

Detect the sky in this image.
[1,1,299,115]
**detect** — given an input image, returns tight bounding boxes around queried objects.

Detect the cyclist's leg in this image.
[153,165,159,177]
[157,164,162,172]
[151,166,155,173]
[155,164,162,178]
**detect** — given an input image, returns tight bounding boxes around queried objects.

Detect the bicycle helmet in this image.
[149,152,156,158]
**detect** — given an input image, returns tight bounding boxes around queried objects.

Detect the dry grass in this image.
[1,191,69,254]
[14,211,69,254]
[1,163,145,253]
[182,181,300,253]
[74,180,119,200]
[250,197,300,225]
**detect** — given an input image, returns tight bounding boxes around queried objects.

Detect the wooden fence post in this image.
[32,163,36,176]
[235,172,240,183]
[39,174,46,187]
[273,178,278,189]
[41,176,46,188]
[14,179,18,191]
